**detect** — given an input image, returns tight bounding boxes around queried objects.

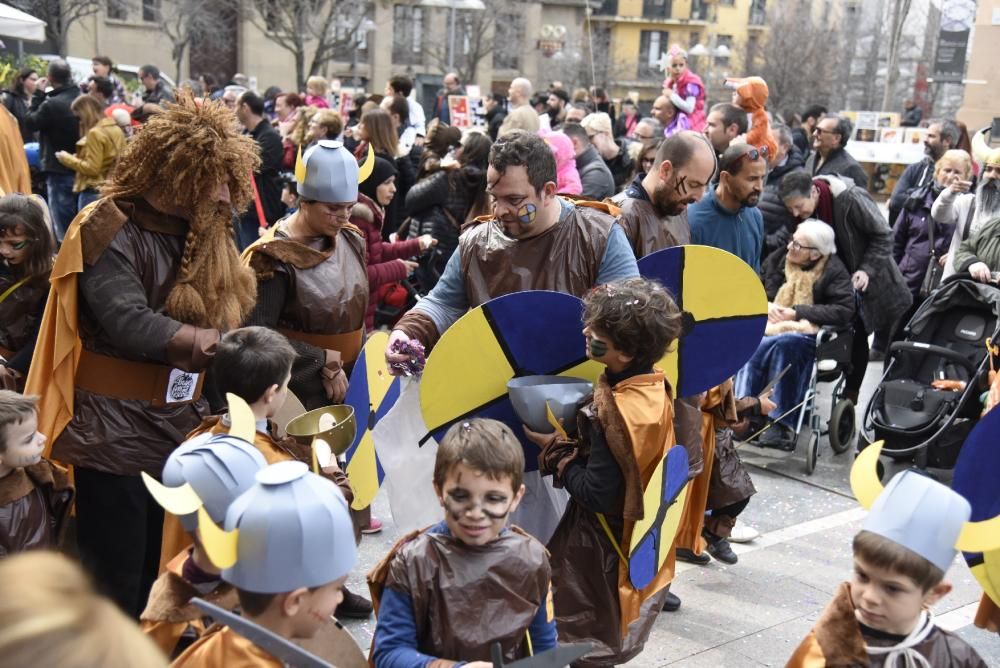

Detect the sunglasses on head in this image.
[722,145,768,172]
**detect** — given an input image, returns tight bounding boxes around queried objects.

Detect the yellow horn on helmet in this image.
[197,506,239,569]
[294,144,306,183]
[226,393,257,444]
[850,441,885,510]
[141,472,204,516]
[358,143,375,184]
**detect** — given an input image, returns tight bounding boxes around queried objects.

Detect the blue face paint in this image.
[518,203,537,225]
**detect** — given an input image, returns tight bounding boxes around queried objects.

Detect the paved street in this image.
[340,357,1000,665]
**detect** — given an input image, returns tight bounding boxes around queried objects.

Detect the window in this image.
[715,34,733,67]
[594,0,618,15]
[719,0,735,5]
[690,0,709,20]
[689,31,701,48]
[493,14,523,70]
[749,0,765,25]
[642,0,671,19]
[638,30,669,78]
[330,9,374,61]
[392,5,423,65]
[142,0,159,22]
[107,0,127,20]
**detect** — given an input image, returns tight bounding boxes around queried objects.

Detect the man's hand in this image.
[852,270,869,291]
[385,329,416,376]
[969,261,993,283]
[418,234,438,252]
[321,368,348,403]
[939,252,949,268]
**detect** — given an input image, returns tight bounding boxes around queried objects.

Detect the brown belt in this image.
[74,349,205,407]
[278,328,364,363]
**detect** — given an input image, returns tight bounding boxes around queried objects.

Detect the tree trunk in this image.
[295,48,306,94]
[881,0,912,111]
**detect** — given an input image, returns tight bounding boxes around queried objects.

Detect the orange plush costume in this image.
[727,76,777,158]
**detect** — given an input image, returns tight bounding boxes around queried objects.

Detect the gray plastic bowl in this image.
[507,375,593,435]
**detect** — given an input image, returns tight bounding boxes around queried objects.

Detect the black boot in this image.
[662,589,681,612]
[336,585,373,619]
[704,530,738,565]
[675,547,711,565]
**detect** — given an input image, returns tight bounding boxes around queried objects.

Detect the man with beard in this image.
[385,130,637,357]
[889,120,960,226]
[689,142,767,272]
[780,170,911,404]
[937,149,1000,281]
[546,88,570,130]
[611,130,716,613]
[26,93,259,617]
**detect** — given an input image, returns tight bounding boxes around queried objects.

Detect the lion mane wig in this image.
[102,91,259,332]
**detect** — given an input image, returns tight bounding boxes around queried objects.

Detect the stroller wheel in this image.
[828,399,856,455]
[805,430,820,475]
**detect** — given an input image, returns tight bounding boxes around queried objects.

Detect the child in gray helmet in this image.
[369,418,557,666]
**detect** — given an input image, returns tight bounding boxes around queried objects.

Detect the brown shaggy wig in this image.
[101,91,259,331]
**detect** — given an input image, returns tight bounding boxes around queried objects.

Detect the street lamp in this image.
[350,18,377,90]
[418,0,486,71]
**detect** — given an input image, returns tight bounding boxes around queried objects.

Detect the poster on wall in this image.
[448,95,471,127]
[933,0,977,83]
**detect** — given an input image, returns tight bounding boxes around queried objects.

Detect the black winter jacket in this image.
[762,248,855,327]
[25,84,80,174]
[805,147,869,190]
[759,147,806,259]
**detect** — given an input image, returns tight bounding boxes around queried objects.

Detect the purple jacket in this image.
[893,186,954,294]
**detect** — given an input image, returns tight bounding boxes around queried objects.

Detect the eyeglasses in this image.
[635,133,656,140]
[813,127,837,135]
[790,240,818,252]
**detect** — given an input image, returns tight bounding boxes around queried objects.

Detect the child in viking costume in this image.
[160,325,372,618]
[171,460,358,667]
[140,411,267,659]
[526,277,685,665]
[26,92,259,617]
[788,445,990,667]
[369,418,556,666]
[244,140,374,411]
[0,390,72,556]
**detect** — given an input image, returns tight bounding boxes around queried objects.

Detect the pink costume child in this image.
[662,44,706,132]
[542,131,583,196]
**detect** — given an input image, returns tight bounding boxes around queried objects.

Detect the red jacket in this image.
[351,194,422,330]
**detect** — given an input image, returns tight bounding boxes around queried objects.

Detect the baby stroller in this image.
[744,325,856,474]
[862,277,1000,471]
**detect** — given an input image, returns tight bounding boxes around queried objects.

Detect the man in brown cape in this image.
[26,93,259,617]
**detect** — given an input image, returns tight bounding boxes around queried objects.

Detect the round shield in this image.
[419,290,602,471]
[953,407,1000,609]
[343,331,401,510]
[638,245,767,397]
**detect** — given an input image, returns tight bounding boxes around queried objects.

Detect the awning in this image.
[0,3,46,42]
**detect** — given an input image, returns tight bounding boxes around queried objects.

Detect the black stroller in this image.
[862,278,1000,470]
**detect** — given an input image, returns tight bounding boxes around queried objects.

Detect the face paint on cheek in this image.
[443,494,513,521]
[518,203,536,225]
[589,337,609,357]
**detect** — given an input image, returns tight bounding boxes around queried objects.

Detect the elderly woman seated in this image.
[735,219,855,447]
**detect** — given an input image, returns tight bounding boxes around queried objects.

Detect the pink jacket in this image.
[543,131,583,195]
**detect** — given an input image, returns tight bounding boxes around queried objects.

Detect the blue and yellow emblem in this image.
[343,332,400,510]
[637,245,767,397]
[628,445,690,590]
[419,291,602,469]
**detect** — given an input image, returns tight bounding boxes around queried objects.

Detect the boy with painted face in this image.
[0,390,73,556]
[525,277,684,666]
[789,463,988,667]
[369,418,557,666]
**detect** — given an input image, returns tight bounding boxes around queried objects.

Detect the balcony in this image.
[593,0,618,15]
[643,0,671,19]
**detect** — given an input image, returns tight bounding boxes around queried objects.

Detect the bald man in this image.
[499,77,540,136]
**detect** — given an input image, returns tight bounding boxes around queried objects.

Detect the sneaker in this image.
[675,547,711,565]
[706,538,738,565]
[758,422,795,452]
[336,586,373,619]
[662,590,681,612]
[728,522,759,544]
[361,517,384,534]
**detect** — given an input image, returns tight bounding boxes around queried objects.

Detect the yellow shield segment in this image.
[197,505,239,570]
[681,245,767,321]
[627,445,690,590]
[972,553,1000,608]
[420,307,516,431]
[559,359,603,384]
[226,392,258,444]
[957,515,1000,554]
[850,441,885,510]
[141,472,204,516]
[364,332,396,407]
[347,431,380,510]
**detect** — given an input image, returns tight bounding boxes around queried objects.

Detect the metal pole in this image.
[448,4,456,71]
[352,33,360,90]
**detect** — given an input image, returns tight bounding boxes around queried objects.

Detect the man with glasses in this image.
[689,142,768,272]
[634,118,663,144]
[778,169,911,404]
[582,112,634,190]
[759,124,806,259]
[132,64,174,123]
[805,114,868,188]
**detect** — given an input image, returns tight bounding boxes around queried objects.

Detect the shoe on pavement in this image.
[706,538,738,565]
[758,421,795,452]
[728,522,759,544]
[336,586,373,619]
[361,517,384,534]
[662,591,681,612]
[675,547,711,565]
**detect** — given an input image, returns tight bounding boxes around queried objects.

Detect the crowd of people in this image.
[0,48,996,668]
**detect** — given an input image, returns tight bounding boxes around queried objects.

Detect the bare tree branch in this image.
[9,0,102,53]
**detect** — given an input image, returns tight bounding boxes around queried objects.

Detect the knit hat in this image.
[358,156,398,202]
